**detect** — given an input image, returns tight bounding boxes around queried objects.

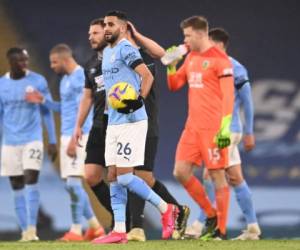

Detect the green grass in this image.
[0,240,300,250]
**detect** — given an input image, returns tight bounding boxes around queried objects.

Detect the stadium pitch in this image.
[0,240,299,250]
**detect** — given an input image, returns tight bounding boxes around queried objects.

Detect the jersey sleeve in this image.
[234,63,250,90]
[167,57,188,91]
[84,68,92,89]
[120,44,144,69]
[217,58,234,116]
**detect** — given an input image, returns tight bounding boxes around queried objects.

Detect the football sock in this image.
[13,189,27,231]
[91,181,113,216]
[152,180,180,206]
[117,173,167,213]
[110,181,127,233]
[198,179,215,223]
[25,183,40,227]
[82,190,95,221]
[183,176,216,218]
[234,181,258,225]
[215,186,230,235]
[128,192,145,228]
[66,177,85,228]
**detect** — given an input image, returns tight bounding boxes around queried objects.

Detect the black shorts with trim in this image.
[85,126,106,166]
[135,136,158,172]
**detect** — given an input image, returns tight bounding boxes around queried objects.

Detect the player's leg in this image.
[226,133,260,240]
[22,141,43,241]
[1,145,28,240]
[173,129,216,221]
[185,168,215,238]
[84,126,113,217]
[59,136,86,241]
[201,131,230,240]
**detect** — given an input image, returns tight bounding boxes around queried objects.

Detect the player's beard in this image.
[105,30,120,45]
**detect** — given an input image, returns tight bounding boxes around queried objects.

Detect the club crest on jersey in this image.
[202,60,210,70]
[110,53,116,63]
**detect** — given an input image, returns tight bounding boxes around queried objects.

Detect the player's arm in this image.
[214,59,234,148]
[166,47,187,91]
[73,87,93,145]
[25,90,61,112]
[128,21,165,59]
[39,79,58,161]
[117,45,153,114]
[238,81,255,151]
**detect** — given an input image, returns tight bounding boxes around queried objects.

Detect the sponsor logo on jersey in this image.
[202,60,210,70]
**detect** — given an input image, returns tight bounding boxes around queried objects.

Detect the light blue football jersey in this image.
[102,39,147,125]
[59,66,92,136]
[230,57,254,134]
[0,71,56,145]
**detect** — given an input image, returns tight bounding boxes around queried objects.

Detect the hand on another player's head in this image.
[48,144,58,162]
[243,134,255,152]
[117,95,144,114]
[25,90,44,104]
[127,21,138,36]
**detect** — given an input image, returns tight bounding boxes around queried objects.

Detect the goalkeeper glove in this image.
[117,95,144,114]
[214,115,232,149]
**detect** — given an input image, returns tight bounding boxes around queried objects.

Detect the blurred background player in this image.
[92,11,178,244]
[185,27,261,240]
[25,44,104,241]
[72,18,115,235]
[126,22,190,241]
[166,16,234,240]
[0,47,57,241]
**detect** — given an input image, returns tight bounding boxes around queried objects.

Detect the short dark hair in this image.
[105,10,128,21]
[50,43,73,56]
[180,16,208,31]
[90,18,104,27]
[209,28,230,48]
[6,47,28,58]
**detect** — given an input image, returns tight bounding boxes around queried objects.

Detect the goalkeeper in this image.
[166,16,234,240]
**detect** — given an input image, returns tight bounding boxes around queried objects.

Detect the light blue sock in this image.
[117,173,161,207]
[198,179,215,223]
[66,177,85,224]
[25,184,40,227]
[234,181,257,224]
[83,191,95,220]
[13,189,27,231]
[110,181,127,223]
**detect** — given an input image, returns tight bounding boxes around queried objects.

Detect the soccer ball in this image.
[108,82,137,109]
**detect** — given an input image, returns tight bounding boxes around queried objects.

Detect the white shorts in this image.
[1,141,43,176]
[105,120,148,168]
[60,134,88,179]
[227,133,242,167]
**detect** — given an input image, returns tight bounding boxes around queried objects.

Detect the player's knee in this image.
[85,170,102,187]
[24,170,39,185]
[117,173,134,187]
[228,174,244,187]
[107,169,117,183]
[173,167,188,183]
[9,176,25,190]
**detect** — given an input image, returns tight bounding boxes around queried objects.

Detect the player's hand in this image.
[214,115,232,149]
[67,137,77,158]
[73,126,83,147]
[25,90,44,104]
[243,134,255,152]
[127,21,138,37]
[48,143,58,162]
[117,95,144,114]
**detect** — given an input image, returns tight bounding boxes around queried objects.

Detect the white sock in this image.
[88,216,100,229]
[158,200,168,213]
[247,223,261,234]
[114,222,126,233]
[70,224,82,235]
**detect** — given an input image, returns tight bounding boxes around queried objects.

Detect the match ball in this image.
[108,82,137,109]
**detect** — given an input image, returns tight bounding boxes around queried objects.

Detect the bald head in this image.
[49,44,75,74]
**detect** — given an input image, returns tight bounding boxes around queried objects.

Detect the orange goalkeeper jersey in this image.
[167,46,234,131]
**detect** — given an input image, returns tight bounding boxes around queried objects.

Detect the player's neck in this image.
[66,59,78,75]
[196,38,212,53]
[9,70,26,80]
[109,35,126,48]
